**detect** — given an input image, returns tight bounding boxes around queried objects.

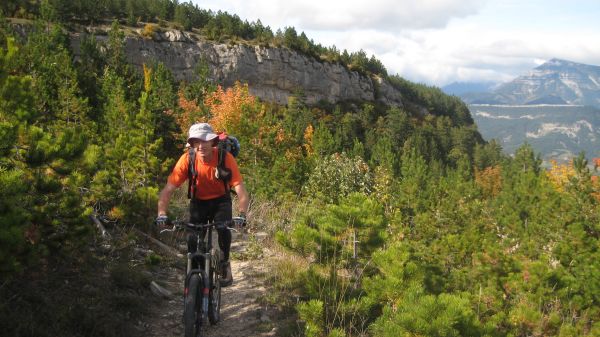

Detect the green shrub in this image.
[370,291,484,337]
[297,299,325,337]
[303,153,372,204]
[278,193,386,263]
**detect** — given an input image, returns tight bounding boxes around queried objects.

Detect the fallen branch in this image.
[90,215,111,239]
[133,228,182,258]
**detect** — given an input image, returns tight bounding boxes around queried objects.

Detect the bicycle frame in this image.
[160,219,239,336]
[183,222,222,318]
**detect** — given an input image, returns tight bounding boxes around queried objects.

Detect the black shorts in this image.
[188,195,232,261]
[189,194,232,224]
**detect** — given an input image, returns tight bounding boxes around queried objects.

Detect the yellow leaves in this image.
[303,124,314,155]
[546,158,600,201]
[142,23,158,39]
[142,63,151,93]
[475,165,502,197]
[546,160,575,192]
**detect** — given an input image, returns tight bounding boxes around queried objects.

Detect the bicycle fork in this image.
[185,252,210,319]
[202,252,210,315]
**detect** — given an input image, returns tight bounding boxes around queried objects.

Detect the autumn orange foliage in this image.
[164,88,206,144]
[204,82,256,133]
[178,90,203,127]
[475,165,502,197]
[303,124,314,155]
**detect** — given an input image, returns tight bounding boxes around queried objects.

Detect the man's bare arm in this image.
[233,182,249,215]
[157,182,178,216]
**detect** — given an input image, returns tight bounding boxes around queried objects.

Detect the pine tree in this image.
[312,121,337,158]
[397,147,430,215]
[0,37,35,275]
[145,61,178,160]
[1,33,91,276]
[369,133,396,173]
[94,65,163,223]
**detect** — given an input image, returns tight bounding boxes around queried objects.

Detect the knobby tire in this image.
[208,248,222,324]
[184,274,203,337]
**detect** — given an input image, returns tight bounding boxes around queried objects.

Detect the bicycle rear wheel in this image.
[184,274,203,337]
[208,249,222,324]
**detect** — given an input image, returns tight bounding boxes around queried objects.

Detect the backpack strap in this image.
[187,147,198,200]
[216,140,232,193]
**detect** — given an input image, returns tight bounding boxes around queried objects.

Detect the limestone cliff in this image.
[70,28,403,107]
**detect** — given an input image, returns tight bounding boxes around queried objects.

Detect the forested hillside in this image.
[1,2,600,337]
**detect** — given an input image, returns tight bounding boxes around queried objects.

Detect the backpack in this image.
[187,133,240,200]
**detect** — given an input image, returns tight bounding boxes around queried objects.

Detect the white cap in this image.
[187,123,218,142]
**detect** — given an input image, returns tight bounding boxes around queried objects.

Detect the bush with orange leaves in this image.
[475,165,502,198]
[165,88,207,144]
[204,82,257,133]
[201,81,288,169]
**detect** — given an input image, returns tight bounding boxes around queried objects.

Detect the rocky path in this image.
[142,234,285,337]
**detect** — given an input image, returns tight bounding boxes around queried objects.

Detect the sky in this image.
[191,0,600,87]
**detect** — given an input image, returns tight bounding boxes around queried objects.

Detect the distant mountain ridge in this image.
[470,104,600,162]
[441,81,498,96]
[458,59,600,107]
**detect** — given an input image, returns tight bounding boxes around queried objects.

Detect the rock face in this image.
[70,29,403,107]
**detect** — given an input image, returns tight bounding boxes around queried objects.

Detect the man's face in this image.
[190,139,213,156]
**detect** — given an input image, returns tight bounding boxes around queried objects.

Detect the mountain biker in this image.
[156,122,249,287]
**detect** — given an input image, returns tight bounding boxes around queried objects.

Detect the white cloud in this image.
[192,1,600,86]
[199,0,485,31]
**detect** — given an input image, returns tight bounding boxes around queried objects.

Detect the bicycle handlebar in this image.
[159,219,244,234]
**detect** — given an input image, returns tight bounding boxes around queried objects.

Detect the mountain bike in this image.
[160,218,243,337]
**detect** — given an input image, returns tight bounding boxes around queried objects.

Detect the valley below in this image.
[470,104,600,163]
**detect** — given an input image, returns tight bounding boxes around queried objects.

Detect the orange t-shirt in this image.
[167,148,243,200]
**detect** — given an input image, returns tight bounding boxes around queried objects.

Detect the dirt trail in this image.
[142,233,285,337]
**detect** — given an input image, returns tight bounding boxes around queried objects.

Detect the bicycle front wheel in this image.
[184,273,203,337]
[208,249,222,324]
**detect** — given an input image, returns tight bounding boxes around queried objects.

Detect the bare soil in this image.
[140,233,292,337]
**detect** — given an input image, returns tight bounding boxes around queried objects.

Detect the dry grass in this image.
[245,194,306,234]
